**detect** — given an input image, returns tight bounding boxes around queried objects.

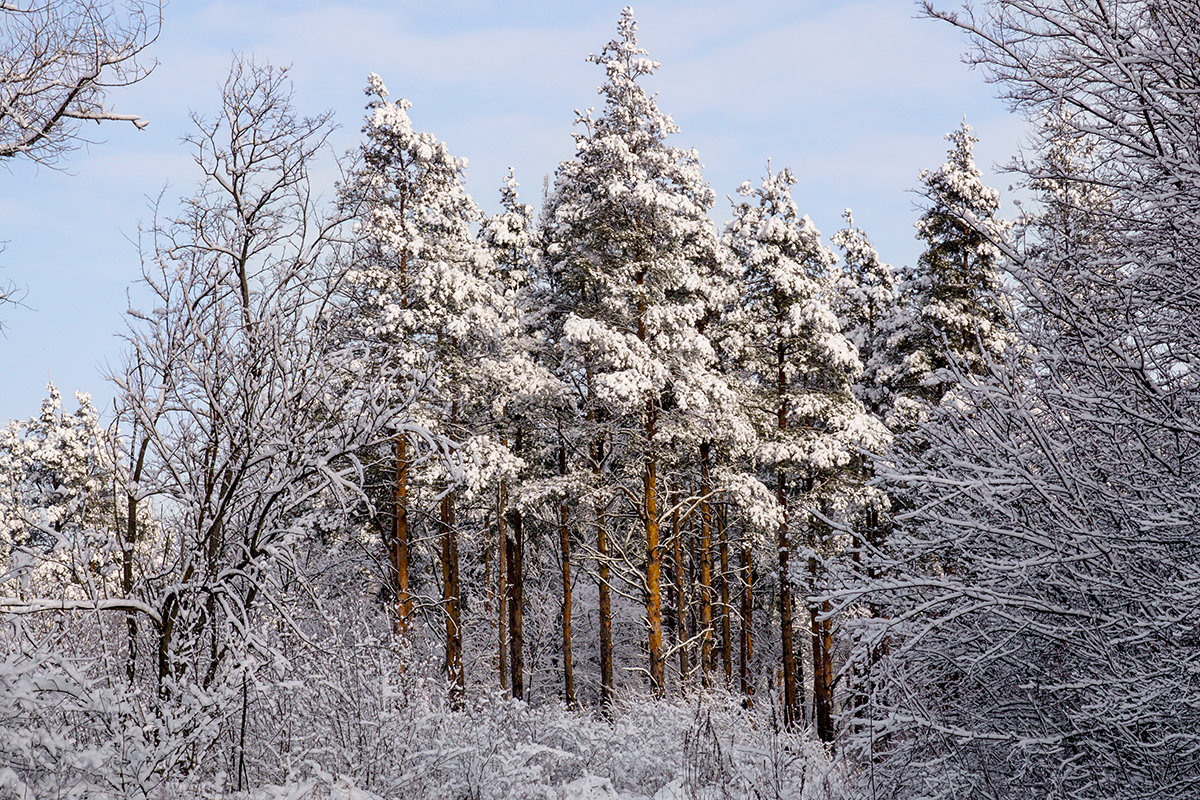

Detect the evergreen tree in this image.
[542,7,725,697]
[832,210,908,426]
[478,170,557,700]
[342,75,513,697]
[725,167,879,733]
[0,384,118,553]
[906,122,1011,399]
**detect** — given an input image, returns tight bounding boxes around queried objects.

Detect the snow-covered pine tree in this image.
[0,384,118,554]
[652,219,746,692]
[341,74,512,697]
[693,243,782,702]
[905,121,1011,400]
[541,6,725,697]
[829,211,903,716]
[724,167,880,736]
[832,211,907,427]
[477,169,557,699]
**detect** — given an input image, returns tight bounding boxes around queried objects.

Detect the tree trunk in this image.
[393,435,412,633]
[393,245,413,635]
[718,501,733,685]
[699,443,715,685]
[123,433,149,684]
[124,491,138,683]
[850,504,886,722]
[589,380,614,707]
[507,428,525,699]
[812,598,835,745]
[644,402,665,695]
[507,503,524,700]
[665,546,677,670]
[441,490,464,702]
[558,442,577,707]
[775,319,802,727]
[497,479,509,691]
[778,472,801,727]
[811,536,834,744]
[597,504,614,706]
[671,491,689,685]
[739,539,754,701]
[635,267,665,696]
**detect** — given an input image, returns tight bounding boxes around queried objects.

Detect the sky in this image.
[0,0,1029,423]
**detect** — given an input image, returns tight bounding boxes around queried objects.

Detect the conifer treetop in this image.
[906,120,1013,390]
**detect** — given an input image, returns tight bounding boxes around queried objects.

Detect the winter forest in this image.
[3,1,1199,798]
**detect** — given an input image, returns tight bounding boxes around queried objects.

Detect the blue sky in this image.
[0,0,1027,422]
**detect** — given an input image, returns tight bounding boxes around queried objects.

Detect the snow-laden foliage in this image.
[474,168,559,490]
[903,121,1012,398]
[544,7,725,425]
[0,385,117,554]
[722,166,884,735]
[340,75,553,492]
[340,73,523,427]
[725,169,883,502]
[17,4,1200,799]
[831,212,907,429]
[540,5,736,696]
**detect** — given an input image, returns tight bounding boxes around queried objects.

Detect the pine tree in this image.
[832,211,907,427]
[479,170,531,696]
[0,384,118,553]
[542,7,725,697]
[906,122,1011,399]
[830,212,905,728]
[342,74,512,697]
[725,167,878,734]
[478,169,559,700]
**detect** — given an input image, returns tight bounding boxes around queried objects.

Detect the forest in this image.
[2,1,1199,798]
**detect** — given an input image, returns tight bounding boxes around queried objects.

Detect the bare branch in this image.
[0,0,161,166]
[0,596,162,626]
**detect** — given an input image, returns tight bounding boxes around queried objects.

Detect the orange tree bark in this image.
[507,506,524,700]
[558,442,577,707]
[671,491,689,684]
[718,500,733,684]
[644,401,665,695]
[588,378,615,706]
[393,436,412,634]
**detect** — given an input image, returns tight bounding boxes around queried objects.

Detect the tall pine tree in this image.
[725,168,879,733]
[542,7,725,697]
[905,122,1011,399]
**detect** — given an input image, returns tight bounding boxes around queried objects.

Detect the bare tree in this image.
[1,0,160,165]
[843,3,1200,798]
[105,57,425,782]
